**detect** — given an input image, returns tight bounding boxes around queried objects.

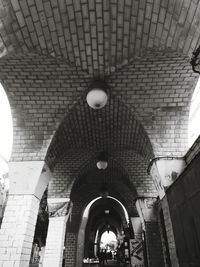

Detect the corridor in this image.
[0,1,200,267]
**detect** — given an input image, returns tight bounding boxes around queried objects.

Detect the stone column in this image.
[160,196,179,266]
[43,198,72,267]
[136,197,165,267]
[148,157,183,266]
[130,217,142,239]
[129,217,144,266]
[0,161,52,267]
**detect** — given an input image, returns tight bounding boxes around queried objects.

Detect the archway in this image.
[100,231,118,251]
[44,87,154,267]
[76,196,131,267]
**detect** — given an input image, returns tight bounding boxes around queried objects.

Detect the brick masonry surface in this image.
[0,195,40,267]
[145,221,165,267]
[0,51,197,164]
[0,1,199,267]
[64,232,77,267]
[48,150,157,218]
[159,196,179,267]
[0,0,200,75]
[167,150,200,266]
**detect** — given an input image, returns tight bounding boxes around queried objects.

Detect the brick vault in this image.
[0,1,200,267]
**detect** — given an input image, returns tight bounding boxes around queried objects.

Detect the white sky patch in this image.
[0,84,13,163]
[100,231,117,247]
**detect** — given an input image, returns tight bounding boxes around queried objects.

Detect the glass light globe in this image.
[96,160,108,170]
[86,88,108,109]
[104,210,110,214]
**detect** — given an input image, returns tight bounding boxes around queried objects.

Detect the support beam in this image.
[43,198,72,267]
[0,161,52,267]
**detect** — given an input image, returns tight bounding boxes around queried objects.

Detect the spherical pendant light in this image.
[96,160,108,170]
[96,151,108,170]
[86,81,108,109]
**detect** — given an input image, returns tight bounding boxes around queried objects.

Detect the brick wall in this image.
[49,150,156,196]
[167,149,200,266]
[48,150,156,219]
[159,196,179,266]
[0,195,40,267]
[145,221,165,267]
[64,233,77,267]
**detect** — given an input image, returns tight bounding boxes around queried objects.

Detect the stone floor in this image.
[83,260,131,266]
[30,259,131,267]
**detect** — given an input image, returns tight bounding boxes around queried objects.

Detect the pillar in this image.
[159,196,179,266]
[0,161,51,267]
[76,216,88,267]
[129,217,144,266]
[136,197,165,267]
[43,198,72,267]
[148,157,184,266]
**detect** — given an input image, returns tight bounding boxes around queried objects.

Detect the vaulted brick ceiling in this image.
[70,158,138,215]
[46,94,153,166]
[0,0,200,75]
[0,0,198,203]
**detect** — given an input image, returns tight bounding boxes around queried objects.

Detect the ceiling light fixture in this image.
[86,80,108,109]
[104,209,110,214]
[96,151,108,170]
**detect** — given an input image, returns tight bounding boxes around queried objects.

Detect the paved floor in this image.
[83,260,131,267]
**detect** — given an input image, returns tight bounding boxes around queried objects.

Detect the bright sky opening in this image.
[0,83,13,169]
[100,231,117,249]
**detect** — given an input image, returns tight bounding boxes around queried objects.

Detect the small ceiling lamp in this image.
[107,224,110,234]
[86,80,108,109]
[191,45,200,74]
[104,209,110,215]
[97,151,108,170]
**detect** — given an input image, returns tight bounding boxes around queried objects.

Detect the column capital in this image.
[130,217,142,238]
[148,156,186,199]
[48,198,73,217]
[136,197,157,224]
[8,161,52,199]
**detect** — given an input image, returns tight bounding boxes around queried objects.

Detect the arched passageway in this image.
[0,1,200,267]
[76,197,129,266]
